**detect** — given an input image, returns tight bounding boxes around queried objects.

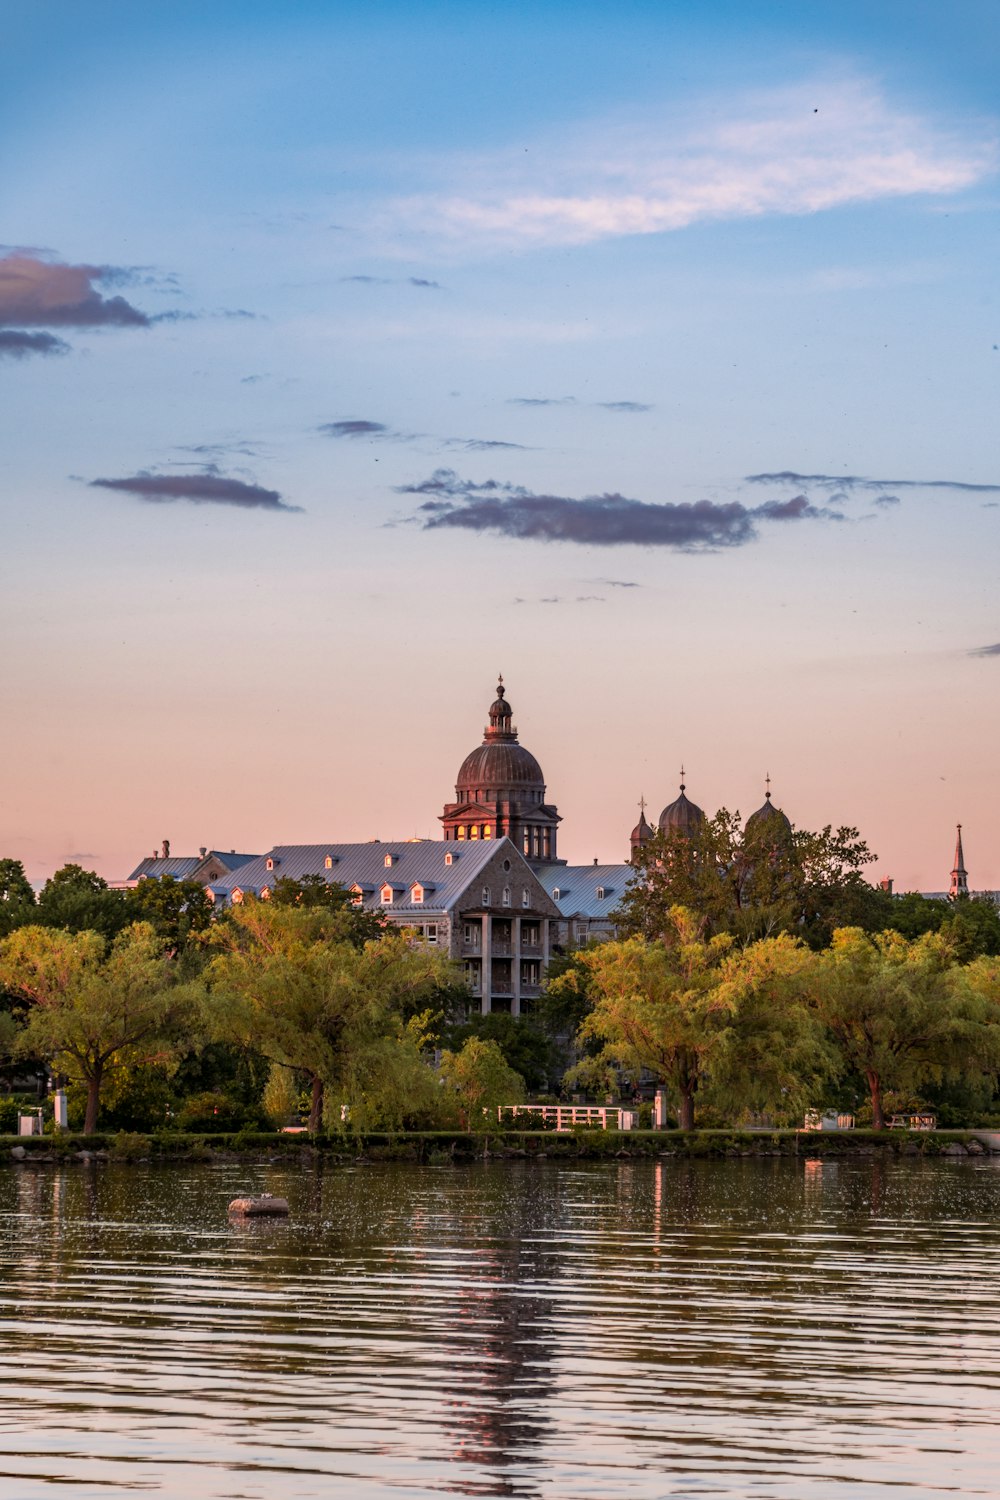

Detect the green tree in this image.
[574,910,817,1129]
[803,927,1000,1129]
[442,1011,554,1092]
[619,814,884,948]
[438,1036,526,1128]
[125,875,213,954]
[0,859,36,937]
[269,874,387,938]
[0,922,196,1133]
[205,901,451,1132]
[36,864,128,940]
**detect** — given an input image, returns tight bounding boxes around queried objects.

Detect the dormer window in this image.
[325,855,336,869]
[597,885,608,900]
[552,888,561,900]
[232,889,244,904]
[265,857,277,872]
[445,851,454,865]
[260,886,271,901]
[412,884,424,904]
[384,853,396,867]
[380,884,394,904]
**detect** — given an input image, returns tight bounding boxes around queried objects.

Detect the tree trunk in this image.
[678,1089,695,1131]
[84,1072,101,1136]
[868,1074,884,1131]
[308,1074,324,1135]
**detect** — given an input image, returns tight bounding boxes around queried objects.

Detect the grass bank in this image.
[3,1127,995,1164]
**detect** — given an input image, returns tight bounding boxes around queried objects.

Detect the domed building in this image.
[658,774,705,838]
[440,679,564,866]
[744,778,792,841]
[629,801,655,862]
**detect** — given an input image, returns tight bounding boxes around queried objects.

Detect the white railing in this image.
[499,1104,638,1131]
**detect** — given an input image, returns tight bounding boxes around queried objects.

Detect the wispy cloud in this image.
[384,78,996,250]
[341,274,443,289]
[0,252,151,328]
[319,418,525,451]
[400,470,839,550]
[0,329,69,359]
[746,470,1000,494]
[508,395,652,411]
[89,464,299,512]
[320,419,392,439]
[969,642,1000,658]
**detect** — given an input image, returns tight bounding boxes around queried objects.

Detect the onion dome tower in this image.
[949,824,968,899]
[658,769,704,837]
[745,776,792,839]
[440,677,563,866]
[629,798,654,862]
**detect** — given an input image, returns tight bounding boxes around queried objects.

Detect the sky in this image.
[2,0,999,892]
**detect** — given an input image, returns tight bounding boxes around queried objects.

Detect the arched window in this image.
[502,887,511,908]
[457,826,466,840]
[470,825,480,840]
[482,824,492,840]
[482,886,491,905]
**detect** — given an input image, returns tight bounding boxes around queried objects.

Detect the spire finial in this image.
[639,794,647,815]
[679,764,686,794]
[765,771,772,802]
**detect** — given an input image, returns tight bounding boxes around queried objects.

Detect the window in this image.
[260,886,271,901]
[464,960,481,992]
[552,888,561,901]
[522,888,530,908]
[232,889,244,904]
[521,960,540,986]
[351,887,364,907]
[482,887,491,905]
[445,851,454,865]
[457,826,466,840]
[463,922,480,946]
[425,923,438,944]
[482,824,492,840]
[265,857,275,871]
[502,859,511,872]
[502,887,511,908]
[411,884,424,904]
[596,886,606,900]
[380,884,394,904]
[384,853,395,867]
[470,825,480,840]
[325,856,334,869]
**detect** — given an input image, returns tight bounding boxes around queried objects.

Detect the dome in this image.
[659,781,704,836]
[630,809,653,844]
[745,789,792,837]
[454,678,546,795]
[457,740,545,791]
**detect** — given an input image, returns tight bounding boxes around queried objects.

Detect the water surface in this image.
[1,1156,998,1498]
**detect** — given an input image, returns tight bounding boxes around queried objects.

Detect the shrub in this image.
[175,1091,253,1133]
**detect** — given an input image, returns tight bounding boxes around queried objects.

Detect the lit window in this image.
[457,826,466,840]
[260,886,271,901]
[523,832,531,853]
[412,884,424,904]
[265,857,274,871]
[482,824,492,840]
[351,887,363,907]
[470,825,480,840]
[232,889,244,904]
[482,887,491,905]
[502,887,511,907]
[381,884,394,904]
[445,852,454,865]
[325,856,334,869]
[384,853,394,867]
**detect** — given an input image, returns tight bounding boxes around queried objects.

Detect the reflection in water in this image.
[1,1157,999,1498]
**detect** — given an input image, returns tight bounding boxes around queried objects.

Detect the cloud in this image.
[320,419,392,438]
[746,470,1000,494]
[341,274,443,289]
[508,395,651,412]
[0,329,70,359]
[445,437,527,451]
[0,252,150,328]
[400,469,839,550]
[969,642,1000,658]
[595,577,641,587]
[89,464,299,512]
[386,77,997,250]
[872,493,901,507]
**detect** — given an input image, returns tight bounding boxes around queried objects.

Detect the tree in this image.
[125,875,213,954]
[802,928,1000,1129]
[205,901,451,1132]
[442,1010,554,1092]
[35,864,128,940]
[575,911,818,1128]
[618,813,884,948]
[0,859,36,937]
[880,892,1000,960]
[0,922,196,1133]
[438,1036,526,1128]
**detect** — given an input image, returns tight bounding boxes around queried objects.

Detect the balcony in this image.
[491,941,512,957]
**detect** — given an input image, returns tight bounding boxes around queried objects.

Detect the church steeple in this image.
[949,824,968,899]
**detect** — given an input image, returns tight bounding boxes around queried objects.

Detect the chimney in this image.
[199,847,207,858]
[593,857,598,866]
[879,877,894,896]
[162,839,170,859]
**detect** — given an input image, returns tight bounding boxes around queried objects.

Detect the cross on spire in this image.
[765,771,772,802]
[679,764,686,793]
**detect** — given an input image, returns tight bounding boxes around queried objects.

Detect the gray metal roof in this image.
[128,856,202,882]
[533,862,634,920]
[210,838,541,916]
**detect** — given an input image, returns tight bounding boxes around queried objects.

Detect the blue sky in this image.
[2,0,998,888]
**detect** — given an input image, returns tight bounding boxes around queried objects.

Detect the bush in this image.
[111,1130,151,1160]
[174,1091,257,1133]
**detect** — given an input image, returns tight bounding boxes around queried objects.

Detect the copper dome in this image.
[457,740,545,791]
[659,783,704,835]
[745,790,791,837]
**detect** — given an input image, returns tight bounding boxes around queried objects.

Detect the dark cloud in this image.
[872,493,901,508]
[0,252,150,328]
[89,464,299,512]
[400,470,839,550]
[969,642,1000,658]
[746,470,1000,495]
[595,577,640,587]
[408,277,442,289]
[0,329,70,359]
[320,419,392,439]
[595,401,653,413]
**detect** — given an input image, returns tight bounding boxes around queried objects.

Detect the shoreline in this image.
[5,1127,997,1165]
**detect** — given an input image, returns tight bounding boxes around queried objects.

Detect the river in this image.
[1,1156,998,1498]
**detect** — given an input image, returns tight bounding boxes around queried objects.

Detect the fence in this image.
[499,1104,638,1131]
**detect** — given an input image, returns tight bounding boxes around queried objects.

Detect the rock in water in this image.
[228,1193,290,1217]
